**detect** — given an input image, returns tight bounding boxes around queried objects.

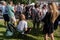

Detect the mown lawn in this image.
[0,19,60,40]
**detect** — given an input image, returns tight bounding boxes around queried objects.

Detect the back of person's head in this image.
[19,14,26,21]
[34,3,40,8]
[1,1,6,5]
[42,5,46,9]
[8,1,13,5]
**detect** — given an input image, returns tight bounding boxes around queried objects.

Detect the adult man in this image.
[32,3,41,30]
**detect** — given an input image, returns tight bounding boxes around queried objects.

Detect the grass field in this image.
[0,19,60,40]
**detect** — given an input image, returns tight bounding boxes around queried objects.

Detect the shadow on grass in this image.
[29,22,44,36]
[54,36,60,38]
[0,24,5,28]
[30,27,44,37]
[0,22,43,40]
[0,31,37,40]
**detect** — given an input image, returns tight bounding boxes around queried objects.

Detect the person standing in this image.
[2,1,9,26]
[43,2,59,40]
[32,3,41,31]
[17,3,23,15]
[7,1,16,26]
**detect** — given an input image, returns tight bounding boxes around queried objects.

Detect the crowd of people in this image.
[0,1,60,40]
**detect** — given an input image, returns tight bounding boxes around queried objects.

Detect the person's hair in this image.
[48,2,59,23]
[42,5,46,9]
[1,1,6,5]
[17,13,26,25]
[19,14,26,21]
[8,1,13,4]
[52,2,59,23]
[48,3,52,8]
[34,3,40,8]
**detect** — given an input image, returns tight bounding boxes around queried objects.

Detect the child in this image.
[17,14,28,34]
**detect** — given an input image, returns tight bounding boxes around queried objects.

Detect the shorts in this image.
[3,14,10,22]
[10,16,16,23]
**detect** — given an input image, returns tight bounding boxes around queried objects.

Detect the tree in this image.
[4,0,36,4]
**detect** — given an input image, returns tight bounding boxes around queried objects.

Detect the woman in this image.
[43,2,59,40]
[52,2,59,30]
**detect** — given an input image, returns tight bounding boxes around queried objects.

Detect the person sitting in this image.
[17,14,31,34]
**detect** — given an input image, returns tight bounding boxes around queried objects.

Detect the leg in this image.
[36,22,40,34]
[11,17,16,27]
[33,21,36,29]
[44,34,48,40]
[3,14,7,26]
[50,33,54,40]
[37,22,40,29]
[4,21,8,27]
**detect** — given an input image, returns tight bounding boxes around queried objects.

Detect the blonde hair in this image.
[51,2,59,23]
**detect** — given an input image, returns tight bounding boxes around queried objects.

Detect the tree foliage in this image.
[5,0,35,4]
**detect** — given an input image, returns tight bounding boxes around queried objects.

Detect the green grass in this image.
[0,20,60,40]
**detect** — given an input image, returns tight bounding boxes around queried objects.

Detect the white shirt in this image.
[17,20,28,32]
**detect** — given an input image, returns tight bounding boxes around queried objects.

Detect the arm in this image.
[52,2,59,23]
[11,6,15,13]
[24,22,28,31]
